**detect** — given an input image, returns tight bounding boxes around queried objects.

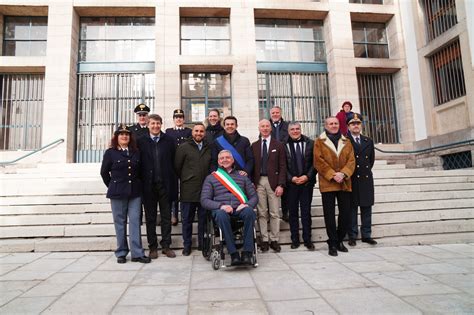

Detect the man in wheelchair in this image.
[201,150,258,266]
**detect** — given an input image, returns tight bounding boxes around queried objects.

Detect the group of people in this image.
[100,101,377,265]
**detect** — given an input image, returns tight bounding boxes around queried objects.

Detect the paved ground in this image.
[0,243,473,314]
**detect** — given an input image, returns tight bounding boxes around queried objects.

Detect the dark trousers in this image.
[181,202,206,249]
[287,183,314,245]
[281,190,288,217]
[143,182,172,249]
[321,191,351,246]
[171,200,180,219]
[349,205,373,239]
[212,207,256,254]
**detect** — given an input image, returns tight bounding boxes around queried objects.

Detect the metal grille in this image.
[258,72,331,139]
[421,0,457,41]
[75,72,155,163]
[0,73,44,150]
[430,39,466,106]
[442,151,472,170]
[357,73,399,144]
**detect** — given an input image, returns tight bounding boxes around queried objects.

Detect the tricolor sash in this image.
[216,135,246,170]
[212,168,248,204]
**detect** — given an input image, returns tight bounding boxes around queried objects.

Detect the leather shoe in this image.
[282,213,289,222]
[348,239,357,246]
[149,248,158,259]
[336,242,348,252]
[270,241,281,253]
[241,251,252,265]
[261,241,269,252]
[305,243,315,251]
[230,252,241,266]
[117,256,126,264]
[362,238,378,245]
[131,256,151,263]
[162,248,176,258]
[291,242,300,249]
[182,247,191,256]
[328,246,338,256]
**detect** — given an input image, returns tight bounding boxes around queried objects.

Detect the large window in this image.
[0,74,44,150]
[2,16,47,56]
[352,22,389,58]
[421,0,457,41]
[357,73,399,144]
[258,72,330,139]
[430,40,466,106]
[79,17,155,62]
[180,17,230,55]
[181,73,232,123]
[255,19,325,62]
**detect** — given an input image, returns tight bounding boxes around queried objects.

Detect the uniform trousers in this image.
[349,205,373,239]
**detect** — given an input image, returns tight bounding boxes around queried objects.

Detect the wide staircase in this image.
[1,161,473,252]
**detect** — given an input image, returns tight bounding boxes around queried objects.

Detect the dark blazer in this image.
[165,127,192,146]
[271,119,289,143]
[100,148,142,199]
[137,132,178,201]
[349,134,375,207]
[284,135,317,186]
[210,131,254,175]
[127,123,149,141]
[251,137,287,191]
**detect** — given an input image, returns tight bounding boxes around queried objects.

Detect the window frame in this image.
[2,16,48,56]
[352,22,389,58]
[180,17,231,56]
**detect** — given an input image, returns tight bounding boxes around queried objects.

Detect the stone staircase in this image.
[1,161,473,252]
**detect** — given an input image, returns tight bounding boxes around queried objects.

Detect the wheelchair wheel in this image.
[211,250,220,270]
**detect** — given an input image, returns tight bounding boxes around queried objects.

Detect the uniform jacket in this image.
[127,123,149,141]
[271,119,289,143]
[284,135,317,186]
[210,131,254,175]
[174,138,212,202]
[137,132,178,200]
[100,148,142,199]
[200,168,258,210]
[313,132,356,193]
[251,137,287,191]
[349,134,375,206]
[165,127,192,147]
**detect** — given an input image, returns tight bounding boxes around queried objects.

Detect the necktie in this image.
[153,136,159,143]
[295,142,304,175]
[356,137,360,145]
[123,149,129,156]
[198,143,202,151]
[274,123,280,141]
[261,139,268,175]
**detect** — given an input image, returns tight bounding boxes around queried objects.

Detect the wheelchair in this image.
[201,210,259,270]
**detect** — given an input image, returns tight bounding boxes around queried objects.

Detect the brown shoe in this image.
[171,215,178,226]
[149,248,158,259]
[162,248,176,258]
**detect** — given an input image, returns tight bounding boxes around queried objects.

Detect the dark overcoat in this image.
[349,134,375,207]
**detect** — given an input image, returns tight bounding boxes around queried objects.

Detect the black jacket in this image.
[210,131,254,175]
[349,134,375,206]
[284,135,317,186]
[271,119,289,143]
[127,123,149,141]
[165,127,192,147]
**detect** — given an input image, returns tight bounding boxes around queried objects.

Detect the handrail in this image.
[0,138,65,166]
[375,139,474,154]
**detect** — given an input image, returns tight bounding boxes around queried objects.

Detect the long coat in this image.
[313,132,355,193]
[174,139,212,202]
[349,134,375,206]
[284,135,317,186]
[100,148,142,199]
[251,137,287,191]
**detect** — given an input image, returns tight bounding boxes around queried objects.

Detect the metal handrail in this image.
[375,139,474,154]
[0,138,65,166]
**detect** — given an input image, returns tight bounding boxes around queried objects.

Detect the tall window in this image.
[349,0,383,3]
[357,73,399,144]
[2,16,47,56]
[79,17,155,62]
[180,17,230,55]
[255,19,325,62]
[258,72,330,139]
[430,40,466,106]
[352,22,389,58]
[421,0,457,41]
[181,73,231,123]
[0,74,44,150]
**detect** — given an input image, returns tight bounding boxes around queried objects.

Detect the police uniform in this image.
[127,103,150,141]
[165,109,192,146]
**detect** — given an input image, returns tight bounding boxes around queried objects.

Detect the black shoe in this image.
[304,243,315,251]
[261,241,269,252]
[241,251,252,265]
[182,247,191,256]
[197,245,203,251]
[336,242,348,252]
[117,256,126,264]
[131,256,151,263]
[362,238,378,245]
[328,246,338,256]
[270,241,281,253]
[230,252,241,266]
[348,239,357,247]
[291,242,300,249]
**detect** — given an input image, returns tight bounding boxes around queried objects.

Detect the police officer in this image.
[347,113,377,246]
[128,103,150,141]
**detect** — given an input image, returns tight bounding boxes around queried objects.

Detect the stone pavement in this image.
[0,243,473,314]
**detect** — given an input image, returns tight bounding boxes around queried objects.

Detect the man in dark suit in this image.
[127,103,150,141]
[137,114,177,259]
[252,119,287,252]
[347,113,377,246]
[284,122,317,251]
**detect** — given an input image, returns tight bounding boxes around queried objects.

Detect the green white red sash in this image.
[212,168,248,204]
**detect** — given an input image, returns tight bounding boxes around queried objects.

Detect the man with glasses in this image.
[128,103,150,141]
